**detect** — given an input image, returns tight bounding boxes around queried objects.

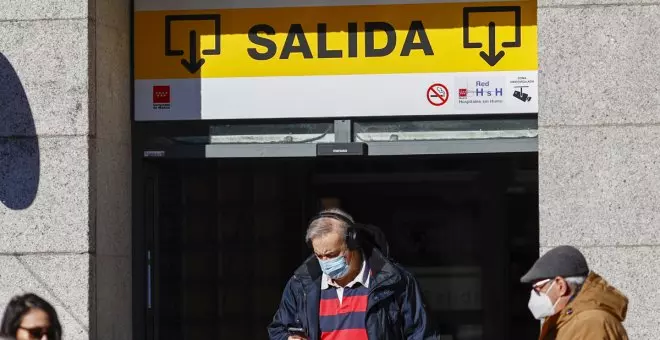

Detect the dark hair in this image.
[0,293,62,340]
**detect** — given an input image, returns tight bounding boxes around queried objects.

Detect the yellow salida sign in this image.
[134,1,537,79]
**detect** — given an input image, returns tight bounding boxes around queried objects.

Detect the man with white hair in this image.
[268,208,438,340]
[521,245,629,339]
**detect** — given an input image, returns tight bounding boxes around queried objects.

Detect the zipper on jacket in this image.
[293,275,311,338]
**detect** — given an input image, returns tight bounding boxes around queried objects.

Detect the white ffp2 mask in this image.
[527,281,560,320]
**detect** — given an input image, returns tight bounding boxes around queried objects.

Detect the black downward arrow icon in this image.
[181,30,205,74]
[479,22,505,67]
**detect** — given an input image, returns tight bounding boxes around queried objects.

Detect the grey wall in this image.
[538,0,660,338]
[94,0,132,338]
[0,1,132,339]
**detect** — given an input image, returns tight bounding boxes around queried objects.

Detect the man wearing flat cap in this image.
[521,245,629,340]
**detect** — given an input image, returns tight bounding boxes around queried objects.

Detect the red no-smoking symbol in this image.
[426,83,449,106]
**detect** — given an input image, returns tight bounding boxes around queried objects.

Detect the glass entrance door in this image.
[140,154,539,340]
[145,159,312,339]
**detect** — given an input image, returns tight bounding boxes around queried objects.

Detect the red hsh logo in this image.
[458,88,468,98]
[153,85,171,109]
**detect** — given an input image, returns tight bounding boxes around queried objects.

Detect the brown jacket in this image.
[539,271,629,340]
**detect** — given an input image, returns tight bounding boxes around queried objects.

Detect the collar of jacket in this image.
[538,271,629,340]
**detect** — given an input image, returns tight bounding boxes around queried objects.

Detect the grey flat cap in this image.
[521,245,589,283]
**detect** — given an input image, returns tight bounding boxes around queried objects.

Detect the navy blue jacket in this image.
[268,247,439,340]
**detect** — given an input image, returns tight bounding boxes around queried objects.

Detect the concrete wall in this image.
[0,1,132,339]
[538,0,660,338]
[94,0,132,338]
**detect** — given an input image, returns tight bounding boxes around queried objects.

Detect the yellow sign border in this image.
[134,1,537,79]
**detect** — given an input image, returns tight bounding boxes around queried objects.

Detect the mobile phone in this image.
[287,327,307,337]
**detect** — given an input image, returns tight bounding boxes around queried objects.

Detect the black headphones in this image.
[307,212,360,250]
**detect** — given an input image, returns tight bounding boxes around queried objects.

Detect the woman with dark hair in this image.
[0,293,62,340]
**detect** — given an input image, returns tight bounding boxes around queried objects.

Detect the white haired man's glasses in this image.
[532,278,554,294]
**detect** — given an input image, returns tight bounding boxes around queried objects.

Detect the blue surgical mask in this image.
[318,253,349,279]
